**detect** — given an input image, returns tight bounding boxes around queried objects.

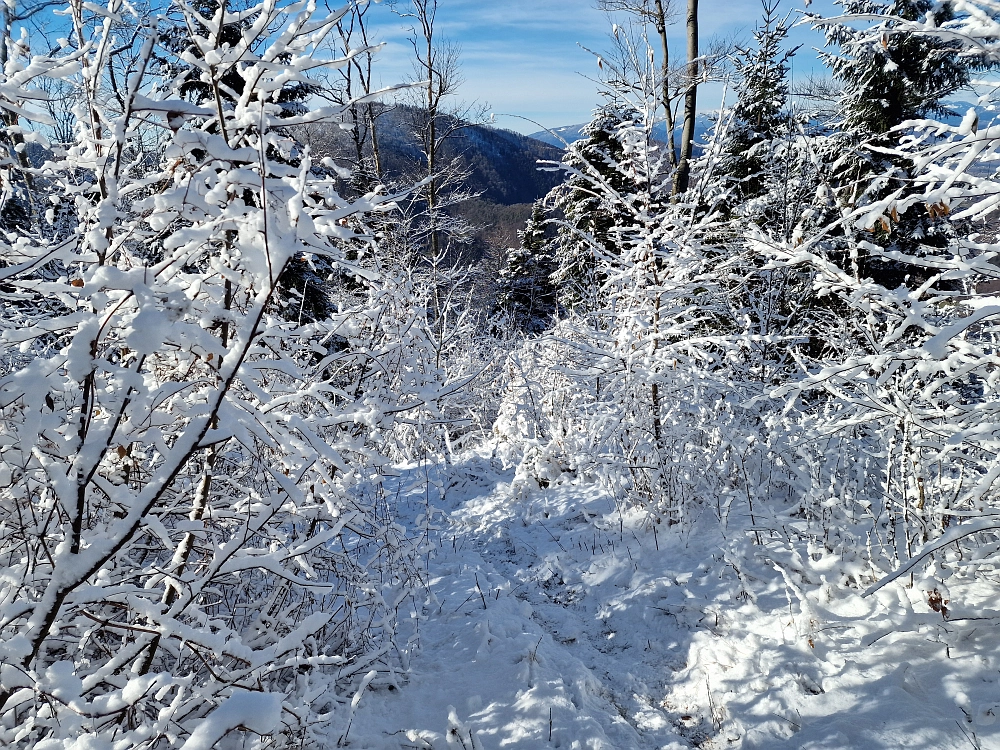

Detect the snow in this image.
[130,94,213,118]
[337,449,1000,749]
[7,1,1000,748]
[178,692,282,750]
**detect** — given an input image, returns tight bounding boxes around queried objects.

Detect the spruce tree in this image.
[818,0,985,289]
[549,100,639,311]
[496,201,558,333]
[825,0,973,146]
[709,10,823,375]
[718,0,797,220]
[699,2,839,375]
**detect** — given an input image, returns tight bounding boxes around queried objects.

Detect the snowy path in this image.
[348,451,1000,750]
[349,453,696,749]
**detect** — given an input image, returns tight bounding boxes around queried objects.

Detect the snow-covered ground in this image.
[347,449,1000,749]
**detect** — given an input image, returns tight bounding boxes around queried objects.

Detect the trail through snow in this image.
[347,449,1000,749]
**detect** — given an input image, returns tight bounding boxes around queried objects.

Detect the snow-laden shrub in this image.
[491,57,788,528]
[0,2,431,747]
[343,258,501,464]
[753,0,1000,591]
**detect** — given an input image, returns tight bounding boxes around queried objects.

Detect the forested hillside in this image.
[2,0,1000,748]
[305,106,563,205]
[302,107,562,260]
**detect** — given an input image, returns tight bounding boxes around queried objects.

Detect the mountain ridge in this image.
[528,114,714,148]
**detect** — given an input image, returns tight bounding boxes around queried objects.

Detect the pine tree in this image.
[549,100,640,311]
[496,201,557,332]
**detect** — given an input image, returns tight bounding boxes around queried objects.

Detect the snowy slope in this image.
[346,448,1000,750]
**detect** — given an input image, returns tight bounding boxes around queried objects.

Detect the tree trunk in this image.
[367,103,382,177]
[426,46,439,259]
[672,0,699,196]
[652,0,677,168]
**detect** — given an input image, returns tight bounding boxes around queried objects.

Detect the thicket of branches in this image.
[496,0,1000,603]
[0,0,503,747]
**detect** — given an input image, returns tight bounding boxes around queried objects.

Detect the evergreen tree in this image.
[159,0,317,116]
[549,100,640,311]
[698,2,825,375]
[157,0,330,320]
[817,0,986,288]
[717,0,797,220]
[496,201,557,332]
[824,0,973,146]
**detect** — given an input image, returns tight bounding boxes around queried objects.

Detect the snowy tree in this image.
[493,37,761,526]
[746,0,1000,593]
[821,0,976,146]
[548,100,640,312]
[0,2,439,748]
[393,0,485,265]
[694,1,830,377]
[812,0,988,289]
[716,0,797,215]
[596,0,680,165]
[495,201,557,333]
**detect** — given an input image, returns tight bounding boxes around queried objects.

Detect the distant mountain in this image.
[299,108,736,261]
[435,123,564,206]
[528,114,714,148]
[299,107,567,260]
[303,107,563,207]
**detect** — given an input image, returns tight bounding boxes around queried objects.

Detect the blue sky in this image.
[369,0,844,134]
